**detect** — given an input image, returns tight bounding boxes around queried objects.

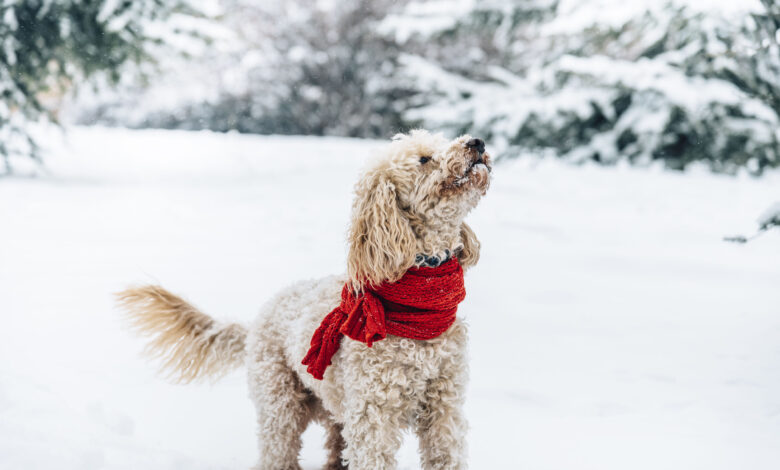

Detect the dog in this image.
[117,129,492,470]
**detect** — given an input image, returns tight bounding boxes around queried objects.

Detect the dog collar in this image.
[415,250,452,268]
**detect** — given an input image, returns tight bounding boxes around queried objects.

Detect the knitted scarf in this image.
[302,257,466,380]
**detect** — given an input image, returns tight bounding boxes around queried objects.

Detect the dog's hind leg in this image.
[323,419,347,470]
[247,345,313,470]
[310,399,347,470]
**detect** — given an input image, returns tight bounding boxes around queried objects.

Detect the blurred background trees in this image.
[70,0,413,138]
[3,0,780,175]
[395,0,780,174]
[0,0,211,174]
[179,0,412,137]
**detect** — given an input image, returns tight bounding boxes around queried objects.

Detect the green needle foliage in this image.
[0,0,204,175]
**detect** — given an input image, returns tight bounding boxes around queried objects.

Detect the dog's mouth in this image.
[463,149,491,181]
[468,153,491,173]
[440,150,492,196]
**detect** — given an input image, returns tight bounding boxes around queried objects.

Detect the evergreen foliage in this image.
[129,0,413,138]
[0,0,204,174]
[397,0,780,174]
[69,0,780,175]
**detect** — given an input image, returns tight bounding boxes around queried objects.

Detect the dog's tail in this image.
[116,285,247,384]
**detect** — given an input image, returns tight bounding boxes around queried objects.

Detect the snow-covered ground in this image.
[1,126,779,470]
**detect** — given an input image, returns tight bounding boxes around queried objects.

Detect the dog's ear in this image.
[457,222,481,270]
[347,168,417,290]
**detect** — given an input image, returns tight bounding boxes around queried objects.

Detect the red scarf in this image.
[302,258,466,380]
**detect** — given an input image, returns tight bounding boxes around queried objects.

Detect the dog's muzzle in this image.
[464,137,490,173]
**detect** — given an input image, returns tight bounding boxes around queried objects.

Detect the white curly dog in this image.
[118,129,492,470]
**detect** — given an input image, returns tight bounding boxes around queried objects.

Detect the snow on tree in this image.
[64,0,780,175]
[0,0,212,175]
[80,0,414,138]
[392,0,780,174]
[222,0,412,138]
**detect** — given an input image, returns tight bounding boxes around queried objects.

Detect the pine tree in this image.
[0,0,206,175]
[64,0,780,176]
[242,0,411,138]
[396,0,780,174]
[113,0,414,138]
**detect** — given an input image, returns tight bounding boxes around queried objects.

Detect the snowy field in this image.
[1,126,779,470]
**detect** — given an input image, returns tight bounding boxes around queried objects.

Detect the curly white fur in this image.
[117,129,492,470]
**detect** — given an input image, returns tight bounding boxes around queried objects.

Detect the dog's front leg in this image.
[415,350,469,470]
[340,373,406,469]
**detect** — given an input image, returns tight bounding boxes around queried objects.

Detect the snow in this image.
[548,0,763,35]
[1,126,779,469]
[380,0,474,43]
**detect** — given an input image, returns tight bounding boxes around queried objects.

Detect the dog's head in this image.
[347,129,492,289]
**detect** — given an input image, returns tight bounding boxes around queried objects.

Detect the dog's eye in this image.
[419,156,432,164]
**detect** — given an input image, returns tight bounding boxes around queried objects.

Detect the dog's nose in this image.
[466,138,485,155]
